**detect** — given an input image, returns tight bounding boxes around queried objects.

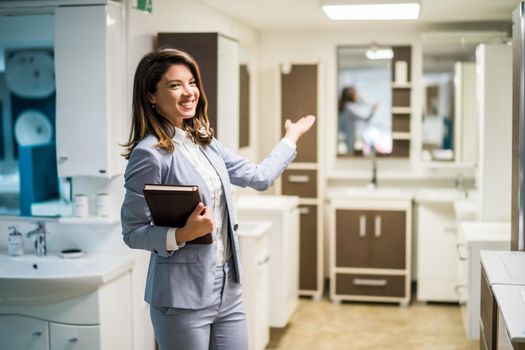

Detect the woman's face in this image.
[149,63,200,128]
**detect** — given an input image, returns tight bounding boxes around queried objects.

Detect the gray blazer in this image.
[121,135,296,309]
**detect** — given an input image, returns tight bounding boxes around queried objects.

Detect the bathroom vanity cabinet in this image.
[55,3,126,178]
[329,198,412,305]
[0,272,131,350]
[279,63,324,299]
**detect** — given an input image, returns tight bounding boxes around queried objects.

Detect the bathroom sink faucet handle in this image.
[25,222,48,256]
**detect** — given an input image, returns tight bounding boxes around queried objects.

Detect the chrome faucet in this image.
[26,222,48,256]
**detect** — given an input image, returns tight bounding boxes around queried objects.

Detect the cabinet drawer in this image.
[0,315,49,350]
[50,323,100,350]
[299,205,317,291]
[335,273,405,298]
[282,169,317,198]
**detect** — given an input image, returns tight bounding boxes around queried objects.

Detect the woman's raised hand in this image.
[284,115,316,143]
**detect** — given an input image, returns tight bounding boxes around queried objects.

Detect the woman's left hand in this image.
[284,114,316,143]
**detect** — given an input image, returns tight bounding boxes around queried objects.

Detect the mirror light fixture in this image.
[366,47,394,60]
[322,0,420,21]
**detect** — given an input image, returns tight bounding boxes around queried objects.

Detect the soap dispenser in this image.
[7,225,24,256]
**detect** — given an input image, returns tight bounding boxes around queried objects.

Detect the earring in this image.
[151,104,156,109]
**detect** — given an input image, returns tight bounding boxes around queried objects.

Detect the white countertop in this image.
[238,194,300,211]
[481,251,525,285]
[492,284,525,343]
[459,221,511,244]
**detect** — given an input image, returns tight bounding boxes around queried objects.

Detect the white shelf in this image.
[392,82,411,88]
[391,107,411,114]
[392,132,410,140]
[59,216,120,225]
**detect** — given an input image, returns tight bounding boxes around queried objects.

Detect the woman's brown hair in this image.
[122,48,214,159]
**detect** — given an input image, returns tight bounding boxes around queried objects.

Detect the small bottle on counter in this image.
[7,225,24,256]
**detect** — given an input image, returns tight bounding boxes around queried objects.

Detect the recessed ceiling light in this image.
[322,0,420,21]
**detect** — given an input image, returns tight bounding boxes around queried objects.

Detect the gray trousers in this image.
[150,260,248,350]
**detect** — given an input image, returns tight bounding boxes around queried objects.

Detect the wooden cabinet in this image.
[480,266,497,350]
[157,32,239,151]
[329,199,412,305]
[279,63,323,299]
[55,3,126,177]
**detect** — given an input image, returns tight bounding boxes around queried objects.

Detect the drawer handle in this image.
[353,278,387,287]
[374,215,381,238]
[58,156,68,162]
[299,207,310,215]
[68,337,79,343]
[257,255,270,265]
[288,175,310,183]
[359,215,366,237]
[456,243,468,261]
[32,331,42,337]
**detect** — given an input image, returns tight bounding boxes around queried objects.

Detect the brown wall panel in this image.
[392,115,410,132]
[392,88,411,107]
[281,64,318,163]
[392,46,412,82]
[299,205,318,291]
[157,33,219,135]
[239,64,250,148]
[390,139,410,158]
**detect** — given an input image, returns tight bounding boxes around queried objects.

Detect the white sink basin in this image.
[0,253,134,304]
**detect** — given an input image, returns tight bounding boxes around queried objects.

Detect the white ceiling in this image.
[198,0,521,30]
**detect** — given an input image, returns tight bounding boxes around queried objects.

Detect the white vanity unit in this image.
[237,195,300,328]
[238,220,272,350]
[328,188,412,306]
[0,252,134,350]
[457,222,510,339]
[492,284,525,350]
[415,189,471,302]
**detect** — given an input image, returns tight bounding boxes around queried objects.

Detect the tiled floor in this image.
[267,297,479,350]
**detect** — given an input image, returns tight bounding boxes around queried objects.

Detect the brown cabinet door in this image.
[282,169,317,198]
[281,64,317,163]
[480,267,497,350]
[369,211,406,269]
[336,209,370,268]
[299,205,318,291]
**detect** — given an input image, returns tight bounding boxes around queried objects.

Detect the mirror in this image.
[0,14,71,217]
[337,46,392,157]
[421,32,507,163]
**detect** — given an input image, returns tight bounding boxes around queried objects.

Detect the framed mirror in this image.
[421,31,508,164]
[0,13,72,217]
[337,46,393,157]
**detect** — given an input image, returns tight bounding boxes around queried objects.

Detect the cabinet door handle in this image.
[359,215,366,237]
[374,215,381,238]
[32,331,42,337]
[288,175,310,183]
[68,337,79,343]
[456,243,468,261]
[257,255,270,265]
[353,278,387,287]
[299,207,310,215]
[58,156,68,162]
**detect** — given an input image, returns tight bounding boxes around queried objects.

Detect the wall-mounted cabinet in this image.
[157,32,239,151]
[279,63,324,299]
[55,3,126,177]
[329,198,412,305]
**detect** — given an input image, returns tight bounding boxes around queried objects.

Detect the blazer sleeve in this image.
[120,146,173,258]
[216,138,296,191]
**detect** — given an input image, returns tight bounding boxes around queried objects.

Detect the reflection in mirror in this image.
[0,14,71,217]
[421,32,507,163]
[337,46,392,157]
